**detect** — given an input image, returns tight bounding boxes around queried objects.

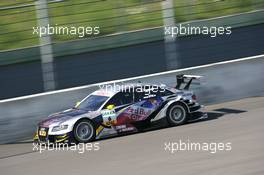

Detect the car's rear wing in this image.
[176,74,203,90]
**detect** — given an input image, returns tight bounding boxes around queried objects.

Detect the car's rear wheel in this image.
[73,119,95,143]
[166,103,188,126]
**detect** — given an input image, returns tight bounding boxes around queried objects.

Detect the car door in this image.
[101,91,133,127]
[115,86,164,125]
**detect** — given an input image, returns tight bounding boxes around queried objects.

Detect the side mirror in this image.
[75,101,81,108]
[106,104,115,110]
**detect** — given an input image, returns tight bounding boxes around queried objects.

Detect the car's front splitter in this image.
[34,131,74,144]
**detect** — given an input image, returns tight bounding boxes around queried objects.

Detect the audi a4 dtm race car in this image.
[34,75,207,143]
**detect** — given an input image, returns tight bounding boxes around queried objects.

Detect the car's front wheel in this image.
[73,119,95,143]
[166,103,188,126]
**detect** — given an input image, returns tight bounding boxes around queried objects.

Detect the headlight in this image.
[52,124,68,132]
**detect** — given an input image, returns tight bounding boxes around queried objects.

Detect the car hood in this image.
[39,108,98,128]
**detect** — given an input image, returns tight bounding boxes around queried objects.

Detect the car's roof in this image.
[91,88,116,97]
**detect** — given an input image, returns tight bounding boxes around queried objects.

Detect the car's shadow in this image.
[95,108,247,142]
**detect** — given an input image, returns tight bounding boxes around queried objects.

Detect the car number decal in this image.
[102,110,117,126]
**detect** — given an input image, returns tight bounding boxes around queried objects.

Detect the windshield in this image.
[77,95,109,111]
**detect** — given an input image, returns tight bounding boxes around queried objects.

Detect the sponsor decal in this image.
[93,89,112,96]
[126,106,151,116]
[102,110,117,126]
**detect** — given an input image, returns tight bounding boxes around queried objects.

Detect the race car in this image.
[34,74,207,143]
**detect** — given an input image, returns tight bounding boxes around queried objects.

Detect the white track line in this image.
[1,54,263,103]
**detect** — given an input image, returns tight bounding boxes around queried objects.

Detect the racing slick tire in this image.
[166,103,188,126]
[73,119,96,143]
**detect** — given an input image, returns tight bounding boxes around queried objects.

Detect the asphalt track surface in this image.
[0,97,264,175]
